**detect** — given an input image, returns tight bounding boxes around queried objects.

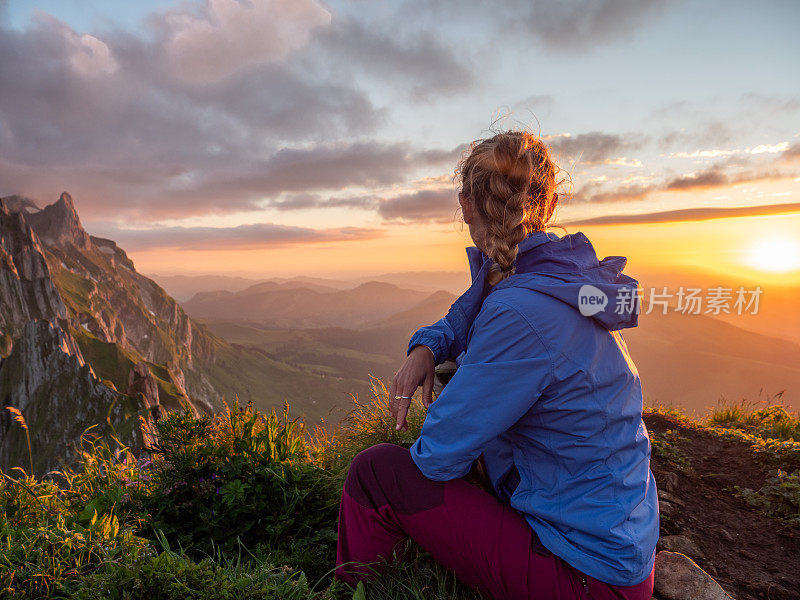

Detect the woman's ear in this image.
[459,191,473,225]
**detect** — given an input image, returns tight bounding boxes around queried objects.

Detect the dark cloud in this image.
[572,181,656,203]
[665,168,729,191]
[264,192,377,212]
[413,0,671,53]
[657,121,734,150]
[314,18,474,101]
[547,132,645,165]
[782,144,800,162]
[377,188,459,223]
[566,202,800,226]
[573,159,797,204]
[162,141,463,215]
[489,0,671,52]
[92,221,382,251]
[741,93,800,114]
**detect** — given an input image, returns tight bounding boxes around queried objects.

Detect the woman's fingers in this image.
[395,396,411,431]
[422,370,434,408]
[392,374,415,430]
[390,346,435,428]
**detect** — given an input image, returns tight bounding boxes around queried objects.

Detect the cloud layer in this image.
[566,201,800,226]
[97,221,381,251]
[0,0,470,224]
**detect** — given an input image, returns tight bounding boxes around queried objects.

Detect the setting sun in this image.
[743,235,800,273]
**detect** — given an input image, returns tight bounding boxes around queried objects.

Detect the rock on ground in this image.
[654,551,734,600]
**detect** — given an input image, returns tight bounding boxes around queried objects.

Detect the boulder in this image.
[654,551,734,600]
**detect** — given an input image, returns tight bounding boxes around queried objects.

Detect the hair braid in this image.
[458,130,560,286]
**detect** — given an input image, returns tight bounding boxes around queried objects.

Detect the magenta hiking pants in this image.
[335,443,654,600]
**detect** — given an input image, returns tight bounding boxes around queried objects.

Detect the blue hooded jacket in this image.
[407,230,659,586]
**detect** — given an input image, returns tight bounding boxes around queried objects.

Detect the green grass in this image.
[72,328,141,392]
[707,394,800,442]
[52,268,95,314]
[0,380,449,600]
[4,386,799,599]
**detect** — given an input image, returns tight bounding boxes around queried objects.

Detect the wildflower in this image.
[199,477,205,483]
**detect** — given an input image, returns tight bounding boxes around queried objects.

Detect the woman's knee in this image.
[346,443,411,491]
[350,443,410,475]
[344,443,444,514]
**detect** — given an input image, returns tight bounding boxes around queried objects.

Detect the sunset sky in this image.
[1,0,799,282]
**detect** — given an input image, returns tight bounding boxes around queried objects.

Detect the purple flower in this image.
[216,487,221,494]
[199,477,205,483]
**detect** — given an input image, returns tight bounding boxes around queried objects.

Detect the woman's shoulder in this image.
[485,283,572,323]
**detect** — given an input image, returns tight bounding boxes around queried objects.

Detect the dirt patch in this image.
[644,412,800,600]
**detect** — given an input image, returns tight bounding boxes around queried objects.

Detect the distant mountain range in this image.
[151,271,471,302]
[187,274,800,415]
[183,281,433,329]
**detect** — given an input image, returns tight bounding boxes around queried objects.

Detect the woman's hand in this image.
[389,344,435,431]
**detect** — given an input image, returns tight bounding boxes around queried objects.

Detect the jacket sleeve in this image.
[410,299,555,481]
[407,255,494,365]
[407,312,467,366]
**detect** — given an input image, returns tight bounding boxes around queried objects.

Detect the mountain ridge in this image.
[0,192,371,473]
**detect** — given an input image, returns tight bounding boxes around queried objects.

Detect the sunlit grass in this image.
[4,384,799,598]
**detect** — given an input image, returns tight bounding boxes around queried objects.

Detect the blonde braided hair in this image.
[458,131,560,286]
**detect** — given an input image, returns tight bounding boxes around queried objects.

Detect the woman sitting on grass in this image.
[335,130,659,600]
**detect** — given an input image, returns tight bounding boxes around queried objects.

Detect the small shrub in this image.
[736,469,800,525]
[708,395,800,442]
[135,400,340,578]
[649,429,689,469]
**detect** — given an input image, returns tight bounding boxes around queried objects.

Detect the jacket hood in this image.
[471,231,640,331]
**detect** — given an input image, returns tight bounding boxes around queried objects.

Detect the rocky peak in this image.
[26,191,91,250]
[0,198,68,339]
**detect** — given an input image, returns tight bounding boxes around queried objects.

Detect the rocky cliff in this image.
[0,192,226,473]
[1,192,219,411]
[0,320,145,474]
[0,197,68,343]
